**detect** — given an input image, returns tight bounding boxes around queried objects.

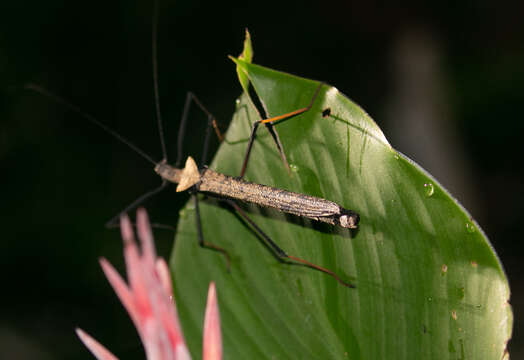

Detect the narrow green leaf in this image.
[171,60,512,359]
[232,29,253,95]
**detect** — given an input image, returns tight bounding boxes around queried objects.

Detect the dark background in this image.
[1,0,522,358]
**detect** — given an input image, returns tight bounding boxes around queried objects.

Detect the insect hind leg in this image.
[226,199,355,288]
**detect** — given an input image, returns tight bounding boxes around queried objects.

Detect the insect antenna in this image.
[152,0,168,162]
[24,83,158,166]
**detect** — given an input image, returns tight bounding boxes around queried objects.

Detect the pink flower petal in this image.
[136,208,157,265]
[203,283,222,360]
[76,328,119,360]
[99,257,140,331]
[77,208,222,360]
[156,258,174,301]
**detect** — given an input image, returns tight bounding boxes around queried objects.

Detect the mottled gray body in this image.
[155,158,359,229]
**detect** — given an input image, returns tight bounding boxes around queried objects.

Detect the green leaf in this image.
[171,60,512,359]
[232,29,253,95]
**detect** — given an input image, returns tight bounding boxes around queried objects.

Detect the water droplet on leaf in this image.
[424,183,434,197]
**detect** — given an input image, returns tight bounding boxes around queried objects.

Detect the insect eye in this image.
[339,215,350,228]
[339,212,359,229]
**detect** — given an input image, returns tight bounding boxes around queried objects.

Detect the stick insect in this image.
[26,2,359,288]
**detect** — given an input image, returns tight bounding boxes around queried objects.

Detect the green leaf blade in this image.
[232,30,254,95]
[171,61,511,359]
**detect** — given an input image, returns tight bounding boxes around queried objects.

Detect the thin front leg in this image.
[193,194,231,270]
[226,199,355,288]
[239,82,325,179]
[175,92,220,167]
[105,180,170,228]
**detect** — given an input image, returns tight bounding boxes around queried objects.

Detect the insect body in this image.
[26,2,360,288]
[156,157,359,229]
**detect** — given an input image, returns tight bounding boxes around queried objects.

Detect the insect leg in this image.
[201,113,214,166]
[175,92,221,167]
[105,180,170,228]
[226,200,355,288]
[193,194,231,270]
[238,82,325,179]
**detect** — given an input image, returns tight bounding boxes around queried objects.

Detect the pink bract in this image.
[76,208,222,360]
